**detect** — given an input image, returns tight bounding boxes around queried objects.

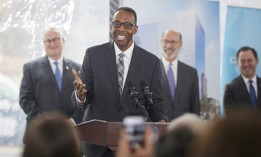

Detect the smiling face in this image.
[237,50,258,79]
[43,28,64,60]
[111,10,138,52]
[161,30,182,62]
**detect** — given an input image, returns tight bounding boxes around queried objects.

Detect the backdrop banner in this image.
[221,5,261,116]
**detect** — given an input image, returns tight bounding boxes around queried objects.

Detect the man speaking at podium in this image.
[72,7,167,157]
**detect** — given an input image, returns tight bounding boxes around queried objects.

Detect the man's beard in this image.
[162,48,179,60]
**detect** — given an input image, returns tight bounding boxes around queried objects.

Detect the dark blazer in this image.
[19,55,83,123]
[223,75,261,114]
[160,60,200,120]
[72,42,168,157]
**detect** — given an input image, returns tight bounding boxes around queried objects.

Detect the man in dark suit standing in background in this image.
[223,46,261,115]
[160,29,200,121]
[19,27,83,135]
[72,7,168,157]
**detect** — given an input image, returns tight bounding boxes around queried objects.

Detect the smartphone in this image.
[123,116,145,149]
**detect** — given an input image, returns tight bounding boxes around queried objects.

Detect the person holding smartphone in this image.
[116,126,154,157]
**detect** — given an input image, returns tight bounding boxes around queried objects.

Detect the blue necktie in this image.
[167,63,175,99]
[117,53,125,94]
[249,80,256,107]
[54,61,62,91]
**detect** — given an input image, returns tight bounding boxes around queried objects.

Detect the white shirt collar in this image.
[242,75,257,84]
[114,42,134,60]
[48,56,63,65]
[161,56,178,69]
[48,56,63,75]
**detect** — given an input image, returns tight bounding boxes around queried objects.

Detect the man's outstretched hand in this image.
[72,69,87,101]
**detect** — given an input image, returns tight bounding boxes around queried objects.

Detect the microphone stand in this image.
[139,98,150,122]
[127,81,149,122]
[131,92,149,122]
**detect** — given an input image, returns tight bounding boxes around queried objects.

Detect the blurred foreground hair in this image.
[22,111,81,157]
[191,108,261,157]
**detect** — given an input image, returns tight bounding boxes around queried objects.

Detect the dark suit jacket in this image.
[223,75,261,114]
[160,60,200,120]
[19,55,83,123]
[72,42,168,157]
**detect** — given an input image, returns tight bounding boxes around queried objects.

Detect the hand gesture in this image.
[72,69,87,101]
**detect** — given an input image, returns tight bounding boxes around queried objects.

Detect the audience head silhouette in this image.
[22,111,81,157]
[155,114,207,157]
[167,113,206,134]
[192,108,261,157]
[154,127,195,157]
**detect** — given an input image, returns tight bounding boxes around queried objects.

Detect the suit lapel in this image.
[256,77,261,107]
[175,61,183,102]
[42,56,58,89]
[104,42,120,96]
[62,58,71,91]
[238,76,252,104]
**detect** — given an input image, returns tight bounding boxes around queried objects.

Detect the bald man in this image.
[160,29,200,120]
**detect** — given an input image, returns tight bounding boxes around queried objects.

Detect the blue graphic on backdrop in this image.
[221,6,261,116]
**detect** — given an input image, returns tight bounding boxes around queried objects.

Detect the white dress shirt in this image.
[114,42,134,88]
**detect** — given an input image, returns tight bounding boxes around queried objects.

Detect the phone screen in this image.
[123,116,145,149]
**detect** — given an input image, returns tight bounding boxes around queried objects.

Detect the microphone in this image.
[127,81,149,122]
[140,80,153,108]
[127,81,142,109]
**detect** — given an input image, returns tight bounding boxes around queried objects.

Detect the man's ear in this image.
[133,26,138,35]
[179,41,183,47]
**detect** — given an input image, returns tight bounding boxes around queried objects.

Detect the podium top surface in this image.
[75,120,169,147]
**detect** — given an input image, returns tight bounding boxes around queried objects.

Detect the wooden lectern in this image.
[75,119,168,149]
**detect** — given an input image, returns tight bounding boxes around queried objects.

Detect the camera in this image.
[123,116,145,149]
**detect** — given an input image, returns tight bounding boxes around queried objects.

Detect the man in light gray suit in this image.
[19,28,83,139]
[72,7,168,157]
[160,29,200,121]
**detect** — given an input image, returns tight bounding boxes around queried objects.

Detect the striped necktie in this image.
[117,53,125,94]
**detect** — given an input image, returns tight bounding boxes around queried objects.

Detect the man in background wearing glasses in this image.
[160,29,200,121]
[19,27,83,142]
[72,7,168,157]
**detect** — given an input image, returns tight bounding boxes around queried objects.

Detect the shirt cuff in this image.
[74,90,86,106]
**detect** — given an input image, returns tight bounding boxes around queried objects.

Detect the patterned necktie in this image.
[249,80,256,107]
[117,53,125,94]
[167,63,175,99]
[54,61,62,91]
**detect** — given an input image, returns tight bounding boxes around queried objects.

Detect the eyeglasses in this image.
[111,21,135,29]
[44,37,61,44]
[161,39,180,45]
